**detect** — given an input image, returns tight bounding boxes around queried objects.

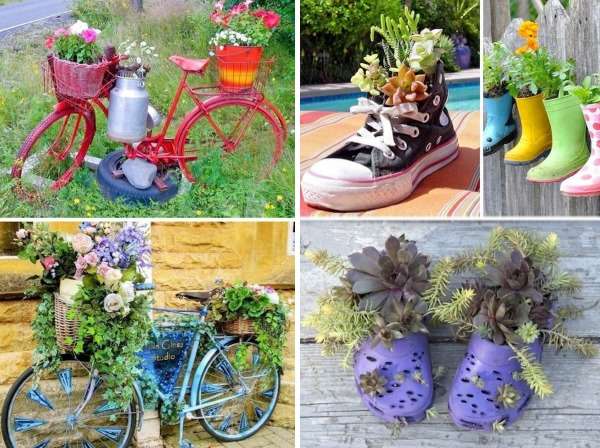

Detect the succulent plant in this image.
[346,235,430,316]
[496,384,521,408]
[487,250,544,303]
[380,64,429,106]
[473,289,530,345]
[359,369,387,397]
[371,299,428,349]
[351,54,388,96]
[529,300,552,329]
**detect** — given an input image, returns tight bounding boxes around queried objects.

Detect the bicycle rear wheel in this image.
[196,342,280,442]
[1,356,137,448]
[11,104,95,193]
[175,97,285,183]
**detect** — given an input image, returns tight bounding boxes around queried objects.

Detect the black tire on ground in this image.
[96,150,179,204]
[1,354,137,448]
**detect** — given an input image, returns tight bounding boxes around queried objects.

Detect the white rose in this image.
[69,20,89,35]
[72,233,94,254]
[16,229,28,239]
[103,268,123,286]
[104,293,124,313]
[266,290,279,304]
[119,281,136,303]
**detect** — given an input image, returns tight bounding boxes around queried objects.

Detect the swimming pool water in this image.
[301,81,480,112]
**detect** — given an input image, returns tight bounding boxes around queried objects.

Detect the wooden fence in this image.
[484,0,600,216]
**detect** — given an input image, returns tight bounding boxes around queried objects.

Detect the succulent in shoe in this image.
[371,299,429,349]
[359,369,387,397]
[496,383,521,408]
[487,250,544,303]
[351,54,388,97]
[473,289,530,345]
[528,300,552,329]
[345,235,430,314]
[380,64,429,105]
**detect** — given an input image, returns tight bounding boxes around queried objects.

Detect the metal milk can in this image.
[107,72,150,143]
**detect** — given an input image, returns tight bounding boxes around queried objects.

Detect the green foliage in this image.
[509,343,553,398]
[429,287,474,323]
[254,305,288,368]
[370,8,420,67]
[438,34,459,73]
[53,34,101,64]
[350,54,388,96]
[31,292,61,375]
[564,75,600,105]
[72,0,124,29]
[483,42,512,96]
[304,249,348,277]
[506,49,575,99]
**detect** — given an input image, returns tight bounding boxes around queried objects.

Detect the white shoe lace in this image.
[348,98,430,159]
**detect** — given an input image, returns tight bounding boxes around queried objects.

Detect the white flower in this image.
[104,293,125,313]
[265,290,279,304]
[141,41,147,46]
[102,268,123,287]
[119,281,136,303]
[136,57,142,64]
[72,233,94,254]
[16,229,28,239]
[69,20,89,35]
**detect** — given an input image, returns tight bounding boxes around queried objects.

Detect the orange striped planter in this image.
[216,45,263,91]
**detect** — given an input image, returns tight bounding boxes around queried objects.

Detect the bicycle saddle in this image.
[176,291,211,302]
[169,55,209,74]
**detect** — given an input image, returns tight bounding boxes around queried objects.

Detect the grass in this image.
[0,0,294,217]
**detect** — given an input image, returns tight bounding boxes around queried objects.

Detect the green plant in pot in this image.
[425,227,597,432]
[560,75,600,196]
[209,0,281,90]
[482,42,517,155]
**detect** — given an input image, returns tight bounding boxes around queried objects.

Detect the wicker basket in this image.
[51,56,110,99]
[222,318,255,336]
[54,293,80,353]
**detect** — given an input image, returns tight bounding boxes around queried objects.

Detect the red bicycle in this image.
[11,53,288,196]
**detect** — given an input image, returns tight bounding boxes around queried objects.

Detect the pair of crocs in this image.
[353,331,542,431]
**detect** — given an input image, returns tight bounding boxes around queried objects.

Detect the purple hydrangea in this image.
[115,225,151,268]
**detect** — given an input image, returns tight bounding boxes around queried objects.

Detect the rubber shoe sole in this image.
[301,136,459,212]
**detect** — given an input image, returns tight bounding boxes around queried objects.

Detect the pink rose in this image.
[97,262,111,278]
[75,255,87,271]
[81,28,98,44]
[54,28,69,37]
[41,256,56,271]
[84,251,99,266]
[45,36,55,50]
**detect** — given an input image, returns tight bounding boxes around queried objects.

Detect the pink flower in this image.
[97,262,111,278]
[253,9,280,30]
[210,11,225,24]
[75,255,88,271]
[81,28,98,44]
[230,2,249,16]
[41,256,56,271]
[45,36,55,50]
[84,251,99,266]
[54,28,69,37]
[213,0,224,10]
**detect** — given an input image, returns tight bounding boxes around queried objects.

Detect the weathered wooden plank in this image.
[300,343,600,448]
[300,221,600,339]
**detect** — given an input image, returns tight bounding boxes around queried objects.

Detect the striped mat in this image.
[300,110,481,217]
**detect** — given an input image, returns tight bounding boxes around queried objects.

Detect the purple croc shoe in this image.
[448,332,542,431]
[354,332,433,423]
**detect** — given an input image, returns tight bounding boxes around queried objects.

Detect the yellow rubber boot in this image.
[504,93,552,165]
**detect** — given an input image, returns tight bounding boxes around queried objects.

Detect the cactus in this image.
[370,7,420,69]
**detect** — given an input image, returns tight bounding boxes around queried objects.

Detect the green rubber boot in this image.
[527,94,590,183]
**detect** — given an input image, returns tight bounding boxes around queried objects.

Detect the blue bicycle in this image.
[1,287,281,448]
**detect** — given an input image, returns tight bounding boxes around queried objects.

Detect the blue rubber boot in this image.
[483,92,517,156]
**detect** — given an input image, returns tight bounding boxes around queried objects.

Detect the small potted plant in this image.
[560,75,600,196]
[425,227,597,432]
[503,20,589,184]
[304,235,437,424]
[482,42,517,156]
[45,20,108,99]
[209,282,289,368]
[209,0,280,90]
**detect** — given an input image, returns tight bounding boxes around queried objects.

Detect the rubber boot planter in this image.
[483,92,517,156]
[527,94,589,183]
[448,333,542,431]
[560,103,600,196]
[504,94,552,165]
[354,332,433,423]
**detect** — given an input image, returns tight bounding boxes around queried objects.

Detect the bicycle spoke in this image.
[32,439,51,448]
[14,417,47,432]
[239,411,249,433]
[27,388,55,411]
[58,368,73,396]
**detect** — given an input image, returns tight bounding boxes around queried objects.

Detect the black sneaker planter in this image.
[302,62,458,211]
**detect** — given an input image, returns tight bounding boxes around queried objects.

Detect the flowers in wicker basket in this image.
[45,21,102,64]
[16,222,152,409]
[209,282,289,368]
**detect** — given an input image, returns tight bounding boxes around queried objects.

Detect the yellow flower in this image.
[195,210,203,216]
[73,198,80,205]
[518,21,538,40]
[264,202,273,210]
[276,195,284,202]
[516,37,539,55]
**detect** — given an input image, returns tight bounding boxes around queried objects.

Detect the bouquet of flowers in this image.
[209,282,288,368]
[16,222,152,409]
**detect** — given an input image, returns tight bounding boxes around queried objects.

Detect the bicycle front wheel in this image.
[11,104,95,193]
[196,342,280,442]
[175,97,285,183]
[1,356,137,448]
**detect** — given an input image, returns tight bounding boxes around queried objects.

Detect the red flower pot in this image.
[215,46,263,91]
[51,56,110,99]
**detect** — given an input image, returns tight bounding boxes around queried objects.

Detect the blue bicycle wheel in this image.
[196,342,280,442]
[1,356,137,448]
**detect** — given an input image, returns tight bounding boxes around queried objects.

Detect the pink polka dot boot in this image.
[561,103,600,196]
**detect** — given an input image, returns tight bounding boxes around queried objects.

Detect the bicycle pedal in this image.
[180,440,194,448]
